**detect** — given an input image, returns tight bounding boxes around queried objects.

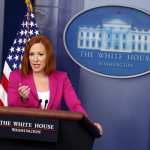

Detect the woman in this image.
[8,35,103,134]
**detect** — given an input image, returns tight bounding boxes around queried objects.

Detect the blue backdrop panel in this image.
[79,1,150,150]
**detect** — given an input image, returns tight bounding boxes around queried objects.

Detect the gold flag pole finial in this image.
[25,0,33,12]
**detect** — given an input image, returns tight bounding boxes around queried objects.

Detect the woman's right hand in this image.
[18,83,30,101]
[94,122,103,136]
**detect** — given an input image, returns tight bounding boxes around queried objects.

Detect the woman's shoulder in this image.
[9,69,23,80]
[10,69,21,76]
[9,69,22,82]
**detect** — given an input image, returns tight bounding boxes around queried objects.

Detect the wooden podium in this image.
[0,107,101,150]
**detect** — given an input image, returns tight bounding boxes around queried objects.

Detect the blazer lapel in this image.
[22,72,57,108]
[48,73,57,108]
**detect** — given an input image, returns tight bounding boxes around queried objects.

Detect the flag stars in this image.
[18,38,23,44]
[31,13,34,18]
[14,55,19,61]
[10,47,15,53]
[26,12,30,18]
[5,11,40,71]
[23,38,27,44]
[21,21,26,28]
[24,30,28,35]
[16,47,21,53]
[13,39,17,44]
[30,21,34,27]
[20,30,24,36]
[7,55,12,61]
[29,29,33,35]
[35,30,39,35]
[25,21,28,27]
[12,63,17,69]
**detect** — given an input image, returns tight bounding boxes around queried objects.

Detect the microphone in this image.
[44,99,48,109]
[39,99,42,107]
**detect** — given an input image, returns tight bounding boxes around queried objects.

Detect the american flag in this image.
[0,4,39,106]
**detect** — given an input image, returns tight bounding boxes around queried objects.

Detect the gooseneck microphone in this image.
[39,99,42,107]
[44,99,48,109]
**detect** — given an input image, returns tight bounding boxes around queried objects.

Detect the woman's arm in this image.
[63,72,103,135]
[8,71,21,106]
[63,73,87,116]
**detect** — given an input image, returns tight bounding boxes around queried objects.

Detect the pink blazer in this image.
[8,70,87,115]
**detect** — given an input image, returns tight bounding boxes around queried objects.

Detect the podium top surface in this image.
[0,106,83,120]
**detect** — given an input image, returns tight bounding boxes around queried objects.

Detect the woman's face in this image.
[29,43,47,74]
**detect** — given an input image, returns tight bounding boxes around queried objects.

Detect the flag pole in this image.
[25,0,33,13]
[25,0,33,41]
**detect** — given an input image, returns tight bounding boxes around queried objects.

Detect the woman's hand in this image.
[18,83,30,101]
[94,122,103,136]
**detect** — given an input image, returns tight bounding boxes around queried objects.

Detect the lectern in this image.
[0,107,101,150]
